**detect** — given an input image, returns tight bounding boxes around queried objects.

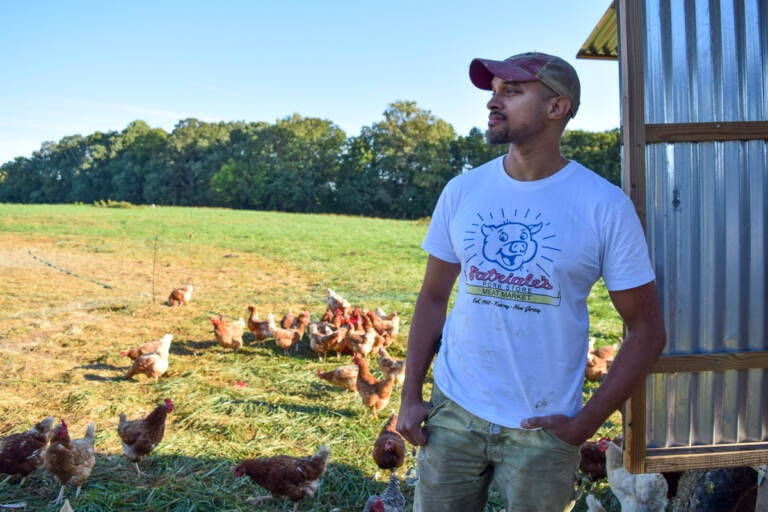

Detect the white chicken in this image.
[601,439,668,512]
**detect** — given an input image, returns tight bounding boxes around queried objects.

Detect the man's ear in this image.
[547,96,572,120]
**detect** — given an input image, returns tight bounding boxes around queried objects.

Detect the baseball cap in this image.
[469,52,581,117]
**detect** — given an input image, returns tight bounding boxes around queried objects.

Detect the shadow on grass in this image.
[171,338,217,355]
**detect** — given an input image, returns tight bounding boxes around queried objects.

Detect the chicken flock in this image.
[0,285,633,511]
[0,288,410,511]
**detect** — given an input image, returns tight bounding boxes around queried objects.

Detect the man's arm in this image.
[522,280,666,445]
[396,255,460,446]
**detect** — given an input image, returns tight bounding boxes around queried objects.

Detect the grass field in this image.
[0,203,623,511]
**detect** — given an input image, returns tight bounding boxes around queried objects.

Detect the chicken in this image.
[343,324,377,357]
[326,288,351,316]
[246,305,271,342]
[372,413,407,479]
[120,334,167,360]
[233,445,330,512]
[316,364,359,393]
[585,338,620,382]
[330,307,347,329]
[267,312,304,355]
[377,348,405,389]
[125,333,172,382]
[308,322,343,360]
[43,419,96,505]
[594,340,620,362]
[293,310,311,332]
[585,351,609,382]
[167,285,193,306]
[362,473,406,512]
[280,309,311,331]
[280,311,296,330]
[117,398,174,476]
[366,309,400,339]
[578,436,611,482]
[601,439,668,512]
[347,306,365,331]
[211,315,245,351]
[0,416,55,484]
[353,353,395,417]
[585,493,607,512]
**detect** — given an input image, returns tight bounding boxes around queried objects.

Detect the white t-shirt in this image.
[424,156,655,428]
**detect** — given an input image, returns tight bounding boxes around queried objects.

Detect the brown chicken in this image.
[167,285,193,306]
[233,445,330,512]
[377,348,406,389]
[212,315,245,351]
[585,338,620,382]
[343,324,377,357]
[347,306,364,331]
[366,309,400,338]
[293,310,311,331]
[578,436,611,482]
[308,322,342,360]
[353,353,395,417]
[0,416,55,484]
[316,364,359,393]
[120,334,166,360]
[43,419,96,505]
[246,306,271,342]
[118,398,174,476]
[280,311,295,329]
[372,413,407,478]
[267,313,304,355]
[125,333,172,382]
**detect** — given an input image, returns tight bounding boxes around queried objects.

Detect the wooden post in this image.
[618,0,648,474]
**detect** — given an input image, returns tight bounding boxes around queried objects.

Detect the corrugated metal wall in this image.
[640,0,768,449]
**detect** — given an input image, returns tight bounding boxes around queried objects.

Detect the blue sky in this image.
[0,1,618,165]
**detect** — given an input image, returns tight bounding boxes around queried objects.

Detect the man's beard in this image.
[486,125,511,145]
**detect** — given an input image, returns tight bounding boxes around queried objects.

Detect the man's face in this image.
[485,77,560,144]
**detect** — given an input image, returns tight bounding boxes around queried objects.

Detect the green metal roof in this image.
[577,2,618,60]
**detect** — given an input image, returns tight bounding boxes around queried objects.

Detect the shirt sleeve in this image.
[421,179,460,264]
[601,191,656,291]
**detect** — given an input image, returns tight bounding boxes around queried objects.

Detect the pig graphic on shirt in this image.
[481,221,542,272]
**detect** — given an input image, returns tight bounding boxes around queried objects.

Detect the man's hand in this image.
[396,399,432,446]
[521,414,592,446]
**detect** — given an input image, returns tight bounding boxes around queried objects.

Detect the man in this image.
[396,52,666,511]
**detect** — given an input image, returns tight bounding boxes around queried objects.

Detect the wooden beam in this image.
[650,352,768,373]
[646,121,768,143]
[618,0,646,228]
[618,0,648,475]
[645,448,768,473]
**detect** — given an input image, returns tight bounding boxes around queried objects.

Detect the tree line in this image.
[0,101,621,219]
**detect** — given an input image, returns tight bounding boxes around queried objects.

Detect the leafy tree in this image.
[0,156,40,203]
[453,127,506,172]
[262,115,346,213]
[110,121,169,204]
[335,128,379,216]
[0,111,620,214]
[157,118,232,206]
[36,136,88,203]
[210,122,271,209]
[69,130,120,202]
[340,101,456,219]
[561,128,621,185]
